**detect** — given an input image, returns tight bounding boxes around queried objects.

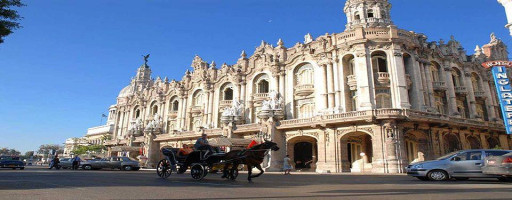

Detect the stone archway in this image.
[286,136,318,172]
[487,136,500,149]
[443,133,461,154]
[467,136,481,149]
[340,132,373,172]
[404,130,429,164]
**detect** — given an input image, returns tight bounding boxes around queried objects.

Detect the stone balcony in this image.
[168,111,178,119]
[190,106,203,115]
[294,84,315,96]
[432,81,446,91]
[220,100,233,108]
[455,86,467,95]
[347,75,357,90]
[474,91,486,98]
[375,72,390,85]
[253,93,269,103]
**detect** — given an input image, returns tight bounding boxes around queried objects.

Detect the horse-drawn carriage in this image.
[156,138,280,182]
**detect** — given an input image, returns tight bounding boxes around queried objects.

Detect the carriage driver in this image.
[194,133,215,159]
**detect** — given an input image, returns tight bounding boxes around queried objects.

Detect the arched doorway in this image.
[340,132,373,172]
[467,136,481,149]
[443,133,461,154]
[487,137,500,149]
[286,136,317,172]
[405,130,428,163]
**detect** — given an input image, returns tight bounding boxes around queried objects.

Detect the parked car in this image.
[482,152,512,181]
[81,157,140,171]
[0,156,25,170]
[407,149,512,181]
[59,158,73,169]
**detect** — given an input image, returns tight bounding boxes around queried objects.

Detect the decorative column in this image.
[388,49,411,108]
[423,63,436,110]
[458,132,468,149]
[207,90,214,126]
[316,128,336,173]
[327,62,335,109]
[463,72,478,118]
[443,65,459,116]
[410,58,426,110]
[203,90,210,126]
[317,63,328,111]
[480,133,489,149]
[483,80,497,120]
[354,49,373,110]
[499,134,511,149]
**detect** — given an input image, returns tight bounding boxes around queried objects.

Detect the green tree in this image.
[38,144,63,155]
[0,0,25,44]
[0,147,20,156]
[24,151,34,157]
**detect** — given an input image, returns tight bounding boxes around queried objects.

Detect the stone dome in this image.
[118,85,134,98]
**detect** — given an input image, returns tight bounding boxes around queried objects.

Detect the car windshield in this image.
[122,157,136,162]
[436,151,460,160]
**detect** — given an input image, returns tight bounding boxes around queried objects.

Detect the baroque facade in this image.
[98,0,512,173]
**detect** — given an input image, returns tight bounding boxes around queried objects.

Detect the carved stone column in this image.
[499,134,511,149]
[463,72,478,118]
[207,90,214,126]
[389,50,411,108]
[265,117,286,172]
[327,62,335,109]
[316,128,337,173]
[317,63,328,111]
[480,133,489,149]
[411,59,426,111]
[443,65,459,116]
[143,130,160,168]
[483,80,497,120]
[354,50,373,110]
[458,132,468,149]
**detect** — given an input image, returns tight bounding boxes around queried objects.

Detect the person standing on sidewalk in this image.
[72,155,81,170]
[283,155,293,175]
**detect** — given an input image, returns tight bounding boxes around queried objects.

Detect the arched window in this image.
[371,51,388,73]
[451,68,463,87]
[193,90,204,106]
[172,100,179,112]
[224,88,233,100]
[354,12,360,20]
[152,105,158,115]
[258,80,269,93]
[295,64,314,85]
[431,65,439,82]
[367,9,374,18]
[435,96,445,115]
[376,93,391,109]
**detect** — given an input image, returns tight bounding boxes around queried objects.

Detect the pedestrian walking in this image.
[49,155,60,170]
[72,155,81,170]
[283,155,293,175]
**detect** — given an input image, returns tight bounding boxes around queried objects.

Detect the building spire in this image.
[343,0,393,30]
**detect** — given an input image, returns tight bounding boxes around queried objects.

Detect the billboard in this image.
[482,61,512,134]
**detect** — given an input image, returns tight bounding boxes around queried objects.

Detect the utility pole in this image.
[499,0,512,36]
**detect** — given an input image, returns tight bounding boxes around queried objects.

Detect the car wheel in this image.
[83,165,92,170]
[416,177,429,181]
[427,170,449,181]
[454,177,469,181]
[123,166,132,171]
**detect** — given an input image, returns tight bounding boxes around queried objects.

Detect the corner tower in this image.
[344,0,393,30]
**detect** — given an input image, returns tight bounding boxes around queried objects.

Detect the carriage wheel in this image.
[191,164,206,180]
[157,159,172,179]
[228,169,239,180]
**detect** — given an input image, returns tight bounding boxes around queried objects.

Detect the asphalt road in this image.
[1,166,511,200]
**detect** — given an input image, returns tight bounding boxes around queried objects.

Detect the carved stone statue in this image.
[261,90,284,111]
[145,114,162,131]
[490,32,498,43]
[221,100,244,117]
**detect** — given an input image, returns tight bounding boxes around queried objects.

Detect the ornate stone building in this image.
[100,0,512,173]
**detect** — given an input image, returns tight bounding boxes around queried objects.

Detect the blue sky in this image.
[0,0,510,153]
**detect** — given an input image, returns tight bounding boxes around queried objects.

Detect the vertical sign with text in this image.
[492,66,512,134]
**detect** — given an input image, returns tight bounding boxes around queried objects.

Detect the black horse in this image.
[222,140,280,182]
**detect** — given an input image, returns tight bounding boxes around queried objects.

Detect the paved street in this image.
[1,166,512,200]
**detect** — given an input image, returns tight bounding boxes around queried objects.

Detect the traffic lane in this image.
[2,168,512,200]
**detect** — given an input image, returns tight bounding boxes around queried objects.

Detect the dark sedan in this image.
[482,152,512,181]
[81,157,140,171]
[0,156,25,170]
